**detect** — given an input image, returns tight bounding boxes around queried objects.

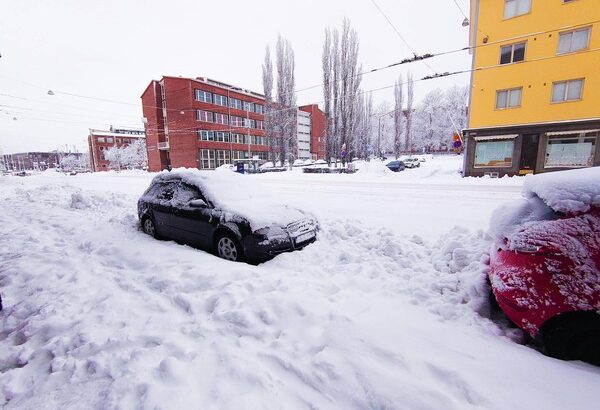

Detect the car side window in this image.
[173,183,206,206]
[156,182,176,202]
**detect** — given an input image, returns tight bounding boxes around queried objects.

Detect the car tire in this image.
[142,216,159,239]
[215,232,244,262]
[542,312,600,365]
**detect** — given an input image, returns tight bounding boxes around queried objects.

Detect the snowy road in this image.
[1,158,599,409]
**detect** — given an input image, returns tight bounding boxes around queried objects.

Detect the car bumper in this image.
[241,231,317,262]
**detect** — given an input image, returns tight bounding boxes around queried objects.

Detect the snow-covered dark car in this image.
[386,160,405,172]
[488,167,600,365]
[137,169,318,263]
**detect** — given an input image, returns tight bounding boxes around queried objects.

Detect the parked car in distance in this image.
[488,167,600,365]
[402,157,421,168]
[138,169,318,263]
[386,160,405,172]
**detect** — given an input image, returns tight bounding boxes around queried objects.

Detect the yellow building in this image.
[463,0,600,176]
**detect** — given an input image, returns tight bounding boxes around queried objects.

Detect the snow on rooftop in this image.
[152,168,311,230]
[523,166,600,214]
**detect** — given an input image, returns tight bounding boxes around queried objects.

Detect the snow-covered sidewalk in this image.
[1,160,599,409]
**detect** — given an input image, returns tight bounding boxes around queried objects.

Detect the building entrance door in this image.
[519,134,539,174]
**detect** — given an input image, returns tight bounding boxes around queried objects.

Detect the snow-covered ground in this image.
[1,156,598,409]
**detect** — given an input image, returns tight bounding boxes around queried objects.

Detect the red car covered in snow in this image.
[489,167,600,365]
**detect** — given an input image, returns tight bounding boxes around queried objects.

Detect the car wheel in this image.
[542,312,600,365]
[142,217,158,239]
[215,233,244,262]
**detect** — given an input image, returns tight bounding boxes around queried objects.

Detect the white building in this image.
[297,109,312,160]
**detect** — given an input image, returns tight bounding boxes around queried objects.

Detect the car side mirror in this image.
[189,199,208,208]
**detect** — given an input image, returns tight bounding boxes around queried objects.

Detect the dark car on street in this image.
[138,170,318,263]
[386,160,405,172]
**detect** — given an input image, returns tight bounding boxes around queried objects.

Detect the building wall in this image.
[142,76,270,171]
[141,80,168,172]
[297,110,312,160]
[469,0,600,129]
[299,104,327,159]
[88,130,145,172]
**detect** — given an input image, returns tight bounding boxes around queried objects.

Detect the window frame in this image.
[503,0,532,20]
[495,87,523,110]
[196,110,214,123]
[544,133,597,169]
[499,41,527,65]
[195,89,212,103]
[473,139,516,168]
[557,27,591,55]
[551,78,585,103]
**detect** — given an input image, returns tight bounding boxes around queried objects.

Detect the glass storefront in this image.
[474,138,515,168]
[544,132,597,168]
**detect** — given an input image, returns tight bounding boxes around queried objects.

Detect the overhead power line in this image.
[1,18,599,119]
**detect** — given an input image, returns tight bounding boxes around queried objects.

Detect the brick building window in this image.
[198,130,215,141]
[195,90,212,103]
[229,98,243,110]
[199,149,216,169]
[196,110,214,122]
[254,104,264,114]
[215,132,230,142]
[231,133,244,144]
[230,116,244,127]
[213,94,228,107]
[214,113,229,125]
[256,120,264,130]
[243,101,254,112]
[244,118,256,129]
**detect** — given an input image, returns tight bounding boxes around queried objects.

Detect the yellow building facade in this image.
[464,0,600,176]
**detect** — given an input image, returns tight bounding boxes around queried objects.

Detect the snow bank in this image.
[523,167,600,214]
[354,159,392,175]
[153,168,312,230]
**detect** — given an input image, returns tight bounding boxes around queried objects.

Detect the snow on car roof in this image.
[152,168,309,230]
[523,167,600,214]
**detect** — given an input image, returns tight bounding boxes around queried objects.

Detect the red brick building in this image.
[299,104,327,160]
[142,76,273,171]
[88,127,146,172]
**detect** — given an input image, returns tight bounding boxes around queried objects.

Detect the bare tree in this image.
[275,35,297,165]
[353,92,373,159]
[322,29,333,164]
[262,46,276,162]
[405,72,414,153]
[393,75,404,159]
[322,18,362,165]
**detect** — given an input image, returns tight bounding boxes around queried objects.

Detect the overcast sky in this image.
[0,0,471,154]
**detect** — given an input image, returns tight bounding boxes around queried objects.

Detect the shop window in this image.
[545,133,597,168]
[474,139,515,168]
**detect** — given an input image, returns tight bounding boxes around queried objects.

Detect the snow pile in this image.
[354,159,392,175]
[153,168,312,230]
[523,167,600,214]
[1,170,598,409]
